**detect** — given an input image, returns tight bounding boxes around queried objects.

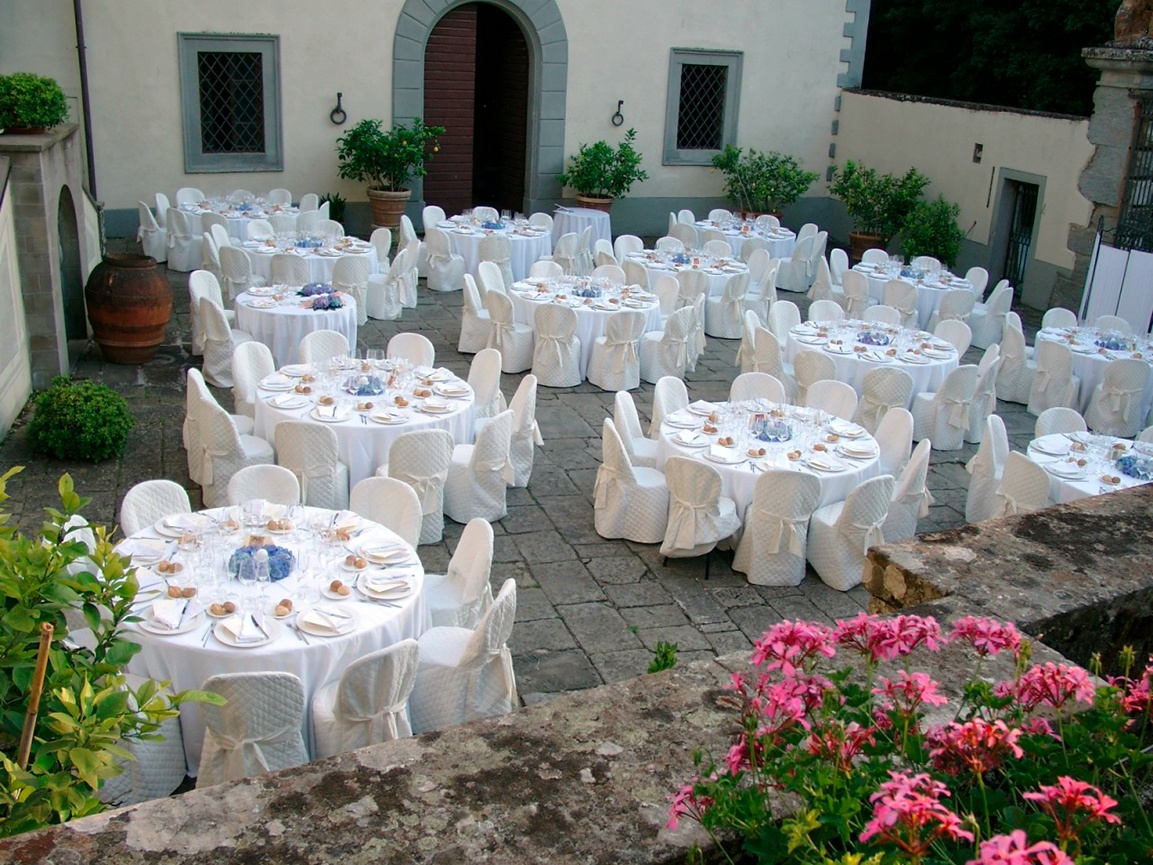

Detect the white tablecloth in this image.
[1035,327,1153,420]
[655,402,881,515]
[552,207,612,252]
[784,321,959,406]
[624,251,749,297]
[1026,433,1151,504]
[246,245,379,285]
[254,373,475,486]
[122,506,428,775]
[441,219,552,283]
[694,221,796,260]
[508,280,663,380]
[853,263,977,330]
[183,204,299,242]
[234,291,358,367]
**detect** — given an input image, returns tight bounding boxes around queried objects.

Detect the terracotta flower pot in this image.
[84,253,172,364]
[575,194,614,213]
[848,231,885,265]
[367,188,412,230]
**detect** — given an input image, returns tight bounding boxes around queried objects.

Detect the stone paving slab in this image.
[0,238,1041,705]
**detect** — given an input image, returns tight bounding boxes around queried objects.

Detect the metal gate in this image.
[1117,94,1153,253]
[1003,181,1038,297]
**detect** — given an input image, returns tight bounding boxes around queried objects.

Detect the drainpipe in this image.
[73,0,97,200]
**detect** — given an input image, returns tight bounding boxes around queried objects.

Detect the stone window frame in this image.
[177,33,283,174]
[663,48,743,166]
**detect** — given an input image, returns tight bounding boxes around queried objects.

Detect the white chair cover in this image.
[472,206,499,223]
[547,232,582,275]
[965,345,1002,444]
[793,349,837,407]
[485,291,535,374]
[275,421,350,510]
[197,672,308,787]
[655,236,685,253]
[751,327,798,399]
[934,319,972,356]
[965,266,990,295]
[270,253,310,287]
[387,332,435,368]
[399,214,426,279]
[591,262,625,285]
[226,464,301,507]
[189,270,233,356]
[424,518,494,628]
[994,452,1052,517]
[532,304,582,387]
[245,219,274,241]
[528,212,554,231]
[660,457,741,559]
[882,280,919,330]
[668,222,698,249]
[882,439,933,543]
[155,192,171,229]
[704,271,750,338]
[754,214,779,230]
[312,640,420,758]
[652,274,680,320]
[588,310,644,392]
[863,304,902,327]
[807,474,896,591]
[120,480,191,537]
[911,255,941,273]
[231,340,275,420]
[806,379,859,420]
[210,223,232,251]
[200,232,221,280]
[459,273,492,354]
[425,227,466,293]
[735,309,760,373]
[445,409,514,523]
[729,372,786,404]
[503,374,543,488]
[201,297,254,388]
[467,347,504,421]
[298,329,350,365]
[1026,341,1080,416]
[478,234,515,290]
[1085,358,1150,437]
[1095,314,1133,335]
[830,248,849,285]
[622,259,650,291]
[732,470,821,586]
[839,270,870,320]
[370,226,393,266]
[995,312,1034,404]
[965,414,1009,523]
[911,364,979,451]
[401,237,421,307]
[614,234,644,264]
[409,579,518,734]
[267,187,292,206]
[219,245,266,300]
[1041,307,1077,330]
[768,300,801,345]
[96,675,186,806]
[366,246,407,321]
[806,256,834,302]
[969,282,1012,349]
[875,406,914,477]
[595,419,669,544]
[530,259,564,280]
[648,375,689,438]
[1034,407,1086,438]
[675,267,709,310]
[613,390,659,468]
[861,248,889,265]
[639,306,693,384]
[927,288,976,330]
[852,367,914,434]
[775,234,816,293]
[422,204,447,233]
[477,260,507,297]
[677,209,696,225]
[807,298,845,323]
[686,293,707,373]
[703,239,732,258]
[742,249,777,321]
[137,201,167,263]
[797,223,818,241]
[349,476,422,548]
[331,254,372,327]
[386,429,455,545]
[165,208,201,272]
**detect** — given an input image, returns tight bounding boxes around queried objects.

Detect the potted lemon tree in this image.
[829,160,928,263]
[557,128,648,213]
[711,145,818,219]
[336,118,445,229]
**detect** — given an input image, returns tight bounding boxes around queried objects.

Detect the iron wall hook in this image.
[611,100,624,127]
[330,92,347,126]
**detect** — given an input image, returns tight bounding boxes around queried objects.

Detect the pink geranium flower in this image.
[751,620,835,676]
[1023,776,1121,846]
[1009,662,1096,711]
[967,830,1073,864]
[860,770,973,857]
[873,670,950,718]
[835,613,942,662]
[927,718,1024,777]
[948,616,1023,657]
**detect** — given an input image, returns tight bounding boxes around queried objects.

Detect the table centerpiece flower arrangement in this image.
[228,543,295,582]
[669,613,1153,864]
[343,374,385,396]
[1094,335,1129,351]
[858,330,893,347]
[298,282,333,297]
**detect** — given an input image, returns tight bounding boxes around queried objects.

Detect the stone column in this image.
[1057,47,1153,310]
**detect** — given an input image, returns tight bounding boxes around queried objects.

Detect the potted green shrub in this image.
[829,160,928,262]
[336,118,445,229]
[557,128,648,212]
[711,146,818,218]
[0,72,70,134]
[902,195,966,269]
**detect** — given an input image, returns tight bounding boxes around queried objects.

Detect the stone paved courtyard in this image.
[0,243,1041,703]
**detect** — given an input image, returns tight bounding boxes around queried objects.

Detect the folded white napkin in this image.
[300,607,351,632]
[360,543,411,564]
[829,419,864,437]
[414,365,437,378]
[688,400,719,415]
[117,538,168,561]
[423,396,451,410]
[222,613,265,643]
[163,513,208,532]
[676,430,707,446]
[667,410,694,425]
[261,373,293,388]
[709,444,737,462]
[151,598,187,629]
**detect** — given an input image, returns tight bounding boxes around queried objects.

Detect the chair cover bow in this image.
[943,396,970,430]
[400,470,447,516]
[842,515,886,555]
[763,514,810,556]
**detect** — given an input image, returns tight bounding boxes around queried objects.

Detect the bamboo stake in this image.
[16,622,54,770]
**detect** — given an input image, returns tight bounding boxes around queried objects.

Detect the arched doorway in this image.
[57,186,87,341]
[423,3,529,215]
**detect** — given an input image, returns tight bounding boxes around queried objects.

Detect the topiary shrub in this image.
[26,378,135,463]
[0,72,69,132]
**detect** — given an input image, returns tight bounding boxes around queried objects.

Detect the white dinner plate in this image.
[828,420,867,438]
[419,402,454,414]
[358,544,415,566]
[138,608,205,636]
[687,401,720,417]
[260,377,295,392]
[246,286,276,297]
[899,353,931,364]
[673,431,710,448]
[370,411,410,425]
[295,607,359,637]
[824,345,853,355]
[434,382,471,398]
[310,407,352,423]
[806,456,848,473]
[213,617,280,648]
[357,578,414,601]
[664,415,699,430]
[704,450,744,465]
[838,443,877,459]
[154,513,212,538]
[268,394,309,410]
[1044,462,1086,480]
[281,364,312,377]
[1031,439,1070,457]
[922,349,953,359]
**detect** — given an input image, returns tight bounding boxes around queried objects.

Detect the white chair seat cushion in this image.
[232,415,255,437]
[634,466,667,489]
[450,444,473,469]
[418,625,472,668]
[631,438,660,469]
[310,679,342,759]
[241,434,275,461]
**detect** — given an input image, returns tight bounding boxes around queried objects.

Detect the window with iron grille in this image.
[1117,94,1153,253]
[664,49,742,165]
[178,34,282,173]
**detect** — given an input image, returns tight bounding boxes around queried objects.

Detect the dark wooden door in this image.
[423,5,477,216]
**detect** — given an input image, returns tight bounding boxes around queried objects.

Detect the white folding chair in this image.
[270,253,310,287]
[295,211,321,236]
[350,476,422,548]
[137,201,167,263]
[184,368,253,486]
[231,340,275,420]
[298,329,350,365]
[852,367,914,434]
[189,270,233,356]
[839,270,870,320]
[485,291,534,374]
[655,236,685,253]
[331,254,372,327]
[1095,314,1133,335]
[768,300,802,345]
[458,274,491,354]
[424,518,494,628]
[807,256,835,303]
[271,215,299,238]
[444,409,514,523]
[882,439,933,543]
[863,305,902,326]
[119,480,191,537]
[387,332,435,368]
[529,259,563,280]
[927,288,976,330]
[965,414,1009,523]
[425,227,466,293]
[210,223,232,251]
[965,266,990,296]
[735,309,760,373]
[1034,407,1086,438]
[275,421,350,510]
[613,390,659,468]
[370,226,393,267]
[528,211,553,231]
[154,192,171,229]
[422,204,447,233]
[312,640,420,758]
[588,310,644,392]
[742,249,777,321]
[751,327,798,400]
[703,239,732,258]
[614,234,644,263]
[196,397,276,510]
[876,406,914,477]
[754,214,780,230]
[677,208,696,225]
[732,470,821,587]
[226,464,301,507]
[245,219,274,241]
[729,372,786,404]
[807,299,844,324]
[911,255,941,273]
[805,379,858,421]
[366,246,407,321]
[1085,358,1151,437]
[594,240,617,269]
[668,222,698,249]
[467,347,504,421]
[382,429,455,545]
[472,206,499,223]
[197,672,308,787]
[1026,341,1080,417]
[639,306,693,384]
[409,579,518,734]
[399,214,426,279]
[200,297,254,388]
[165,208,201,272]
[807,474,896,591]
[775,234,816,293]
[298,193,319,212]
[659,457,742,577]
[704,271,749,338]
[545,232,581,275]
[861,248,889,265]
[591,263,625,285]
[993,452,1052,517]
[532,304,582,387]
[96,674,186,807]
[652,274,680,320]
[648,375,689,438]
[830,248,849,285]
[500,374,542,488]
[911,364,980,451]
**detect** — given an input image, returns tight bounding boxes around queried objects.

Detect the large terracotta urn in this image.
[848,231,885,265]
[84,253,172,363]
[367,188,412,230]
[575,194,614,213]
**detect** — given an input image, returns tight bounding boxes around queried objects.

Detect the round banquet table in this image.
[655,400,882,516]
[245,242,379,285]
[1034,327,1153,420]
[182,203,299,242]
[623,251,749,297]
[852,263,978,331]
[784,320,959,406]
[234,289,358,368]
[119,505,428,775]
[552,206,612,252]
[694,220,796,260]
[509,279,663,380]
[253,363,475,486]
[1026,433,1152,504]
[439,218,552,283]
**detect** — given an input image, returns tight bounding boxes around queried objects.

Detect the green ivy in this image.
[26,377,135,463]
